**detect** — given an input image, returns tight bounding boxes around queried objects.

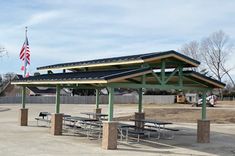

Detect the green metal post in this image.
[161,60,166,85]
[138,88,143,113]
[56,85,61,113]
[96,89,100,109]
[22,86,26,109]
[179,65,183,87]
[108,87,114,121]
[202,91,207,120]
[141,75,146,85]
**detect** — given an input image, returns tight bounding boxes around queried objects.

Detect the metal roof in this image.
[12,68,225,88]
[37,50,200,71]
[181,71,225,88]
[12,68,152,85]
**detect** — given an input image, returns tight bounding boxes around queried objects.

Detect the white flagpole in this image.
[23,26,27,78]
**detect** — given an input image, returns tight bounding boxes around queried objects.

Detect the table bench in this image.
[145,124,179,139]
[118,123,150,143]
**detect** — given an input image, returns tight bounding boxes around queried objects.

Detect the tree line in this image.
[180,30,234,98]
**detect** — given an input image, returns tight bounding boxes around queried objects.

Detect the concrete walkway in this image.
[0,104,235,156]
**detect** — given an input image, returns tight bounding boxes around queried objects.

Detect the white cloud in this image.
[0,0,235,78]
[24,11,61,26]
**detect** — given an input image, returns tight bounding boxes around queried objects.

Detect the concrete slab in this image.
[0,104,234,156]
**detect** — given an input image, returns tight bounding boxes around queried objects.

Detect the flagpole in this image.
[23,26,27,78]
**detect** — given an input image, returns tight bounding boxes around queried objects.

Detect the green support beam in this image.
[138,88,143,113]
[22,86,26,109]
[202,91,207,120]
[106,82,210,91]
[179,65,183,87]
[56,85,61,113]
[141,75,146,85]
[108,87,114,121]
[161,59,166,85]
[126,78,141,84]
[96,89,100,109]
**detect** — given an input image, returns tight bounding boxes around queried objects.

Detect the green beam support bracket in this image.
[56,85,61,114]
[22,86,26,109]
[108,87,114,121]
[152,72,161,84]
[95,89,100,109]
[165,67,179,84]
[138,88,143,113]
[202,91,207,120]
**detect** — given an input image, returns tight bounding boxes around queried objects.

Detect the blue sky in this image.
[0,0,235,78]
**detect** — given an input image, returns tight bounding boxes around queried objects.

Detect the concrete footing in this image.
[134,112,145,129]
[102,121,118,150]
[197,119,210,143]
[19,108,28,126]
[51,113,63,135]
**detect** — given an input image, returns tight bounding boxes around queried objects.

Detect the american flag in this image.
[19,36,30,65]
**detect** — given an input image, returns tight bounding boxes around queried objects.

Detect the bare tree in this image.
[200,30,234,86]
[180,41,201,60]
[180,31,234,84]
[180,30,235,99]
[3,72,15,82]
[179,41,205,72]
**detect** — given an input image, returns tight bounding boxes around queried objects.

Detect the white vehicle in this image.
[192,95,217,107]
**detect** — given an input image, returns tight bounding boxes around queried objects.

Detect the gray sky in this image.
[0,0,234,79]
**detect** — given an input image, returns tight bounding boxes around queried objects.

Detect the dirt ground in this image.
[116,101,235,124]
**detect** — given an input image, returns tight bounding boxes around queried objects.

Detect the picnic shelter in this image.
[12,50,225,150]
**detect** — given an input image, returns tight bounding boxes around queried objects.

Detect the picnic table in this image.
[39,112,51,119]
[80,112,108,120]
[35,112,51,126]
[131,119,172,125]
[36,112,71,127]
[130,119,177,139]
[63,116,102,138]
[64,116,98,123]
